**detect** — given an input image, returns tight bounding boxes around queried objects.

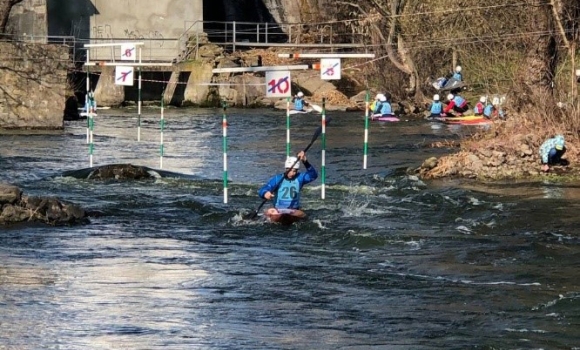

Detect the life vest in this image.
[275,177,301,209]
[380,102,392,115]
[430,101,442,114]
[453,95,467,108]
[294,98,305,111]
[452,72,462,81]
[483,104,493,117]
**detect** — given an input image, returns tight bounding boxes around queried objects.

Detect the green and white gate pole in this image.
[87,91,96,167]
[137,64,142,141]
[363,90,370,169]
[286,97,291,157]
[85,51,90,144]
[321,97,327,199]
[222,101,229,204]
[159,90,165,169]
[88,109,94,167]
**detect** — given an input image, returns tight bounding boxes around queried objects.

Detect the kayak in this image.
[445,118,492,125]
[288,108,314,115]
[264,208,306,225]
[288,104,322,115]
[430,115,491,124]
[371,114,400,122]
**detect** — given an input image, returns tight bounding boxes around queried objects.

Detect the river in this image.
[0,107,578,349]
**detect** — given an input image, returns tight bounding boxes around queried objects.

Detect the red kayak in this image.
[264,208,306,225]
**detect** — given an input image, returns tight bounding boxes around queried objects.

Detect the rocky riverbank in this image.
[0,184,89,226]
[417,116,579,181]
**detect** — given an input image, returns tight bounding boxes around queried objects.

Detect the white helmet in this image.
[297,91,304,98]
[285,156,300,169]
[433,94,440,101]
[479,96,486,103]
[379,95,387,102]
[375,93,382,100]
[455,65,462,72]
[447,93,454,101]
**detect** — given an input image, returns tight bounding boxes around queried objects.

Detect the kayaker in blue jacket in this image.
[539,134,567,172]
[259,151,318,209]
[292,92,310,111]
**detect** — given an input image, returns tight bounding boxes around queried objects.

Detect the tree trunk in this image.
[512,0,557,111]
[0,0,24,34]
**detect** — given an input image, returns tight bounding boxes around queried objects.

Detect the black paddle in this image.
[245,119,330,220]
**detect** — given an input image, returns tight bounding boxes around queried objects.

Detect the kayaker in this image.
[483,102,495,119]
[375,93,394,117]
[292,92,310,112]
[452,65,463,81]
[539,134,567,172]
[474,96,486,116]
[444,93,469,115]
[259,151,318,210]
[428,94,443,119]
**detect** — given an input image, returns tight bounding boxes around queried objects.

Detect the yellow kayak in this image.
[434,114,488,122]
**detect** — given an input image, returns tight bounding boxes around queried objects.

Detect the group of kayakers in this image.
[427,93,502,119]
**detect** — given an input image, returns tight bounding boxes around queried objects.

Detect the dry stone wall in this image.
[0,42,69,129]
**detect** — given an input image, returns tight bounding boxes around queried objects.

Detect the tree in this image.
[0,0,24,34]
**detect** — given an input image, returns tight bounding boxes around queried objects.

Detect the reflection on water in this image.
[0,108,579,349]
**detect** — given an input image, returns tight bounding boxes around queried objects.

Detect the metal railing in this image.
[179,20,369,61]
[0,33,78,63]
[3,19,370,65]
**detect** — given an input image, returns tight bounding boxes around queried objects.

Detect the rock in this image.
[0,184,21,205]
[0,205,30,223]
[198,44,224,59]
[465,154,483,172]
[478,149,493,158]
[0,184,88,226]
[87,164,154,180]
[421,157,438,170]
[520,144,533,157]
[492,150,506,158]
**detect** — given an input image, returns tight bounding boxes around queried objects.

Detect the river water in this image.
[0,108,578,349]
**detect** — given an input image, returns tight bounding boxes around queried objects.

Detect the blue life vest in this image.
[430,101,442,114]
[379,102,392,115]
[453,95,466,107]
[452,72,462,81]
[294,98,305,111]
[483,104,493,117]
[275,177,301,209]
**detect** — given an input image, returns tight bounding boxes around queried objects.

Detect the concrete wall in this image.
[6,0,48,40]
[88,0,203,61]
[0,42,69,129]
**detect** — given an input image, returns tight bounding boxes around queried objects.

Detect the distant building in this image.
[7,0,203,62]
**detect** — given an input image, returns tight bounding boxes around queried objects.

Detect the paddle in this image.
[245,118,330,220]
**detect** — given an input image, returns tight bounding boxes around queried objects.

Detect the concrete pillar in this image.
[94,66,125,107]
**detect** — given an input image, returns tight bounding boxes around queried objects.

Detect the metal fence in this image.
[180,20,368,60]
[2,19,369,64]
